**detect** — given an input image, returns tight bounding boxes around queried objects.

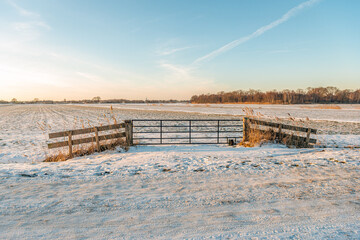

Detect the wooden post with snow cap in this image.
[125,120,133,146]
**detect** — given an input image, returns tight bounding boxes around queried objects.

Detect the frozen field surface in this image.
[85,103,360,123]
[0,104,238,163]
[0,104,359,239]
[0,104,360,164]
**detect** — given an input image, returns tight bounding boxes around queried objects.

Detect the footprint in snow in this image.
[94,171,111,176]
[19,173,38,177]
[193,168,205,172]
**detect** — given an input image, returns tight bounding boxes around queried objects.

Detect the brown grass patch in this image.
[240,127,277,147]
[44,152,69,162]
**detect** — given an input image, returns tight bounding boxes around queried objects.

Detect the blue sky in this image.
[0,0,359,100]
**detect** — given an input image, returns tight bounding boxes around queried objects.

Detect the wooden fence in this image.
[47,118,318,159]
[243,117,317,147]
[47,121,133,158]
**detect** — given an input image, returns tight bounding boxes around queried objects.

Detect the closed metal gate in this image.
[132,119,242,145]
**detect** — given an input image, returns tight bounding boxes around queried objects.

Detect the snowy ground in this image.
[84,103,360,123]
[0,104,359,239]
[1,104,360,163]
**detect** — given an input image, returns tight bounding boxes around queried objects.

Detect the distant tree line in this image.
[0,97,187,104]
[190,87,360,104]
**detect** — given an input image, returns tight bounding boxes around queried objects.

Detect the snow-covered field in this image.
[0,104,359,239]
[84,103,360,123]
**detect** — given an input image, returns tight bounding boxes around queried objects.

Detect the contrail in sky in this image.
[194,0,321,64]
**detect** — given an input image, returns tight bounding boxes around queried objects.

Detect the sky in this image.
[0,0,359,101]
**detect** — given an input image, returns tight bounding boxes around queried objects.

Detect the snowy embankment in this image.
[1,145,360,239]
[0,104,359,238]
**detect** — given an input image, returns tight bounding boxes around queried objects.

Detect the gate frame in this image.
[130,119,242,145]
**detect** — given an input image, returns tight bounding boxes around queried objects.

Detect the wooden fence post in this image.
[130,121,133,146]
[68,131,73,158]
[278,125,282,142]
[242,117,249,142]
[305,128,311,147]
[94,127,100,152]
[125,120,133,146]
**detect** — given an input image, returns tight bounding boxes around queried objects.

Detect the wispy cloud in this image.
[194,0,320,64]
[8,0,40,18]
[158,46,193,56]
[158,62,220,96]
[0,2,149,100]
[160,62,193,77]
[6,1,50,41]
[76,72,103,83]
[12,21,50,38]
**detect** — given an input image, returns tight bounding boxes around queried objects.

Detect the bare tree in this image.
[92,96,101,103]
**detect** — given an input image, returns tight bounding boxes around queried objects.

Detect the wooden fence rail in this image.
[243,117,317,147]
[47,122,129,158]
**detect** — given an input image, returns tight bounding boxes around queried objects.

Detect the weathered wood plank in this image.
[98,132,126,141]
[48,132,126,149]
[97,123,125,132]
[246,117,317,134]
[48,140,69,149]
[49,123,125,138]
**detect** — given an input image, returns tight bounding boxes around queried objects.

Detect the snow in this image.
[0,104,359,238]
[83,103,360,123]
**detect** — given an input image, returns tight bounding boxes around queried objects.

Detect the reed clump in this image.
[240,107,276,147]
[240,107,314,148]
[240,125,311,148]
[240,127,277,147]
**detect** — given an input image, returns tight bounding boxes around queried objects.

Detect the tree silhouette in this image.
[190,87,360,104]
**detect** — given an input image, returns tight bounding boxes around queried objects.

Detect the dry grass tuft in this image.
[44,152,69,162]
[240,127,277,147]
